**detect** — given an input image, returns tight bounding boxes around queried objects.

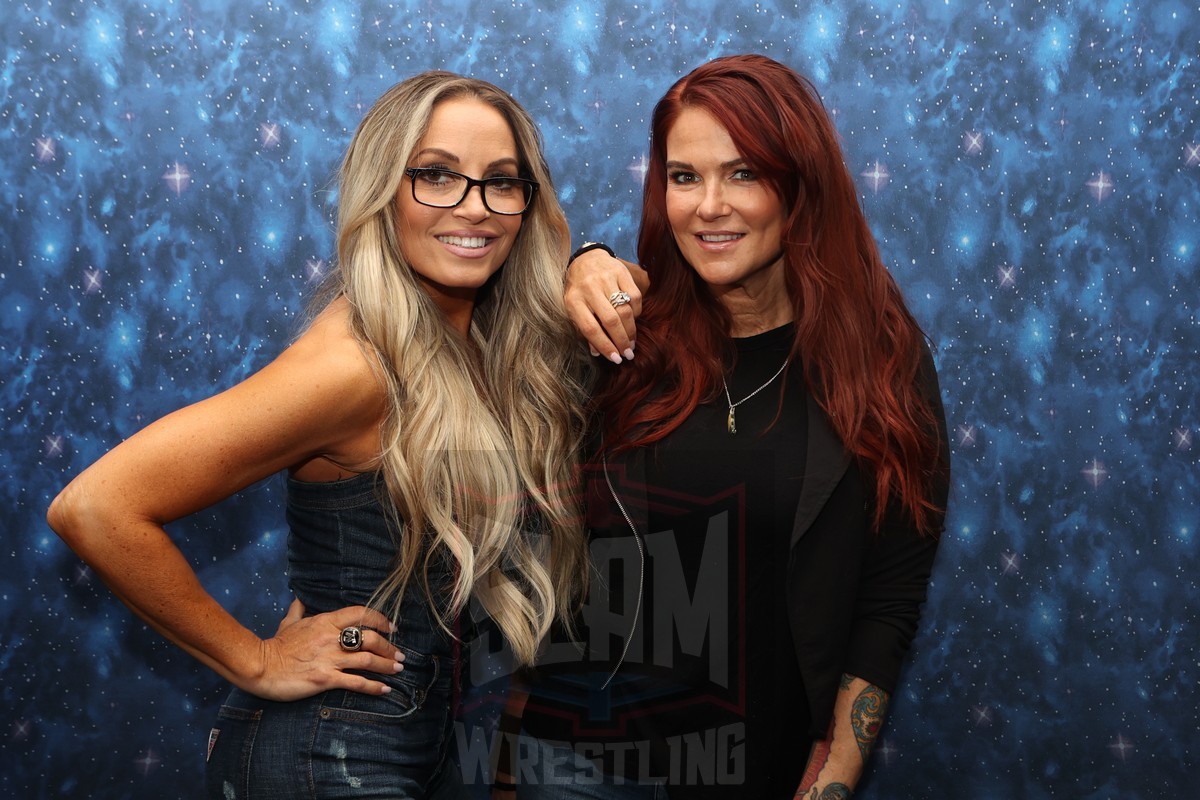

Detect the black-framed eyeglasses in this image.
[403,167,539,215]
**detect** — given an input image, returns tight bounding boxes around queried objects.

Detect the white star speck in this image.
[1109,734,1134,762]
[997,264,1017,288]
[162,162,192,196]
[1086,172,1114,202]
[11,720,32,741]
[627,155,649,185]
[35,137,56,162]
[861,161,890,193]
[1081,458,1108,488]
[259,122,281,148]
[133,750,161,776]
[306,258,327,283]
[44,435,65,458]
[83,268,103,294]
[956,424,977,447]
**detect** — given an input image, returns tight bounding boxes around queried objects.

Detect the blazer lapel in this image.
[790,391,851,548]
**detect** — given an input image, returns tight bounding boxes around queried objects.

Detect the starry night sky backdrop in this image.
[2,1,1197,797]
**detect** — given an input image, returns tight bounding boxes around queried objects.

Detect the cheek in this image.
[752,199,787,247]
[497,218,523,258]
[664,193,691,236]
[395,216,420,264]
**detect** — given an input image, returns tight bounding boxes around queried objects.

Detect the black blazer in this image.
[588,348,950,739]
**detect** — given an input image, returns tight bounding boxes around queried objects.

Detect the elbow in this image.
[46,480,95,550]
[46,484,76,540]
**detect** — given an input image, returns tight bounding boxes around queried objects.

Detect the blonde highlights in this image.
[327,72,587,666]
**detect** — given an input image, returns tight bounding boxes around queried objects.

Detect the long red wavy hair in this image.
[595,54,944,535]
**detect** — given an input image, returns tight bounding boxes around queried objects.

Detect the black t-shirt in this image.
[525,323,813,799]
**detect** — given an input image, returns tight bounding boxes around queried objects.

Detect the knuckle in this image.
[578,318,603,336]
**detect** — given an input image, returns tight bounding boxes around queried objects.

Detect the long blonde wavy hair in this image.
[323,72,587,667]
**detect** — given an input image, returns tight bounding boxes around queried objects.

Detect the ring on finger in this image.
[339,626,364,652]
[609,290,632,308]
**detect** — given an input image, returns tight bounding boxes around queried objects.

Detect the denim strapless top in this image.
[285,471,453,644]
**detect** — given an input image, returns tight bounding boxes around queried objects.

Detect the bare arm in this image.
[46,300,402,701]
[795,674,890,799]
[563,247,648,364]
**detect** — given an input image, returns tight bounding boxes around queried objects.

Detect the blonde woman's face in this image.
[396,97,524,313]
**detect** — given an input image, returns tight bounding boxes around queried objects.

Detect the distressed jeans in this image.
[205,640,455,799]
[205,472,460,798]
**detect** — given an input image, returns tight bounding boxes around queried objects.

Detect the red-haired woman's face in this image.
[664,107,787,308]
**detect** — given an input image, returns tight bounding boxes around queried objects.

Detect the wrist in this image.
[567,241,615,266]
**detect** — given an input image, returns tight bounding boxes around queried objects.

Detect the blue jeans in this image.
[515,736,669,800]
[205,642,456,799]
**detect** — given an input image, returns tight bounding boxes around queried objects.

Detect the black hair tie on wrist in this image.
[567,241,615,267]
[492,778,518,791]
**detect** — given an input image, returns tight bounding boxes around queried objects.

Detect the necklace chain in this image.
[721,357,790,434]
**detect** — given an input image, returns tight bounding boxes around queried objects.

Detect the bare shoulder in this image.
[272,298,389,478]
[276,299,386,407]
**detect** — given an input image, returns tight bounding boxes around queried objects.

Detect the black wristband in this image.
[492,778,518,791]
[567,241,615,267]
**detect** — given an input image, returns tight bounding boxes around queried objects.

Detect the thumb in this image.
[276,597,306,634]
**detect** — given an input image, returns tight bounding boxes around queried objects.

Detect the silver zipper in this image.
[600,452,645,689]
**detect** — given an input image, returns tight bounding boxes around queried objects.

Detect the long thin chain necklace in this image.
[721,357,790,434]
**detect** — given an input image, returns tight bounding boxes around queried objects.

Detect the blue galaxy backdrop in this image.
[2,1,1197,797]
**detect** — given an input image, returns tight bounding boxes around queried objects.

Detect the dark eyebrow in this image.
[665,158,748,171]
[412,148,520,171]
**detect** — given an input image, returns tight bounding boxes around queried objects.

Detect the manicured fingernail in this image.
[380,685,392,694]
[589,345,599,357]
[608,352,622,364]
[622,348,635,361]
[394,661,404,673]
[394,650,406,662]
[630,340,636,351]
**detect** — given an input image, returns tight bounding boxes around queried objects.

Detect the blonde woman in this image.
[47,71,587,799]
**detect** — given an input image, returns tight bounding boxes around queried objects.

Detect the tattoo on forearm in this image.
[797,742,830,793]
[850,684,889,762]
[797,712,837,794]
[806,784,852,800]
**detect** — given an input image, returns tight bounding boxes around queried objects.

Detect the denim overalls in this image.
[205,472,459,799]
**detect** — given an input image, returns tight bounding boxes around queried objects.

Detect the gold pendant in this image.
[727,406,737,434]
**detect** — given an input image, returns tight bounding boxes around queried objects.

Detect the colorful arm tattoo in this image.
[849,683,890,762]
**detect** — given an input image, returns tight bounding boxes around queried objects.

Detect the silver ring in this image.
[609,290,632,308]
[339,626,364,652]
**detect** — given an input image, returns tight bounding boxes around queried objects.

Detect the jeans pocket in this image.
[205,694,264,800]
[309,649,451,797]
[329,645,442,721]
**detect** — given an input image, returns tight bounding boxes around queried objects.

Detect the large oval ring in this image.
[609,290,632,309]
[339,626,364,652]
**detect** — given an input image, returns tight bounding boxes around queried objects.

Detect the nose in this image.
[453,183,490,220]
[696,182,730,220]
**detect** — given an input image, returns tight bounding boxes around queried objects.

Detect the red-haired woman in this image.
[496,55,950,799]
